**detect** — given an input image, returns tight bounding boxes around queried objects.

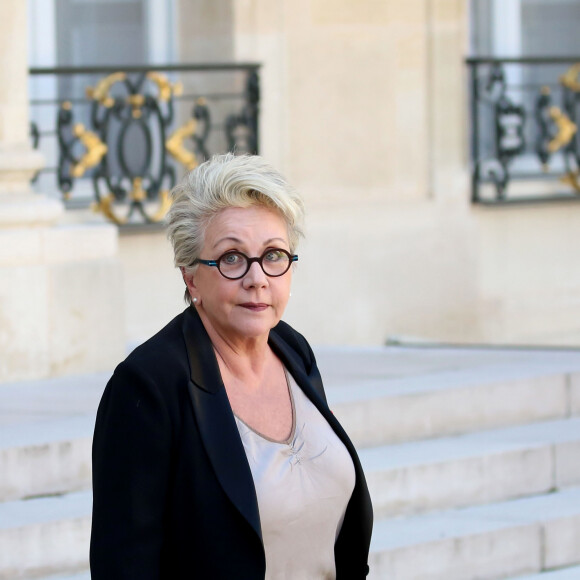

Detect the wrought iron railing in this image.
[467,56,580,204]
[29,63,260,225]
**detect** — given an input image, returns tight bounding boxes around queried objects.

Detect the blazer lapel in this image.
[182,307,262,543]
[270,328,374,555]
[268,331,353,449]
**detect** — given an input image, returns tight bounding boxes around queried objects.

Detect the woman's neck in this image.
[197,309,274,385]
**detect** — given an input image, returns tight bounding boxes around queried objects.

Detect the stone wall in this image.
[117,0,580,347]
[0,0,125,382]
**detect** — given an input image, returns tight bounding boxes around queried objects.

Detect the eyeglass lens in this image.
[219,249,292,279]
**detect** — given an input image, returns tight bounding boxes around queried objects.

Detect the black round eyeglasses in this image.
[193,248,298,280]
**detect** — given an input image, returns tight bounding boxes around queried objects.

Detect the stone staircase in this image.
[1,345,580,579]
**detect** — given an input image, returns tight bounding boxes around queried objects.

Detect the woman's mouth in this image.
[240,303,269,312]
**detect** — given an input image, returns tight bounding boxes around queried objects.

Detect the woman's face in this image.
[184,206,293,345]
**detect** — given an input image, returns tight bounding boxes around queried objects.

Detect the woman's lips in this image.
[240,303,269,311]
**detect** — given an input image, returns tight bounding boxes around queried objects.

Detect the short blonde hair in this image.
[166,153,305,304]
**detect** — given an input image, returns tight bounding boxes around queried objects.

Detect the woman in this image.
[90,153,373,579]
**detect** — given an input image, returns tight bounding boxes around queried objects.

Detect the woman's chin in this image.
[230,313,280,340]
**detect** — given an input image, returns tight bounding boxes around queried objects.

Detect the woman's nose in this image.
[243,260,268,287]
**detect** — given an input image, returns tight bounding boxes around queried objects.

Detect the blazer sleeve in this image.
[90,361,173,579]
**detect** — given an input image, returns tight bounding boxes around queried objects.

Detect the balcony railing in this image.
[467,56,580,204]
[29,63,260,225]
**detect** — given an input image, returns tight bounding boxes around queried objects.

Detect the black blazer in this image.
[90,306,373,579]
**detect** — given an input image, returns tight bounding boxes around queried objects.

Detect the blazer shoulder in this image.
[271,320,327,404]
[114,309,190,385]
[271,319,315,369]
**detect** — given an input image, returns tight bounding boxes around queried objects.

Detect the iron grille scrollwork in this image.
[468,57,580,204]
[29,63,260,225]
[475,64,526,199]
[225,70,259,154]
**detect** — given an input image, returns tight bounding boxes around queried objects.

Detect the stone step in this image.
[368,486,580,580]
[0,372,108,426]
[0,416,93,502]
[325,348,580,446]
[508,564,580,579]
[0,491,91,580]
[3,391,578,506]
[2,346,580,502]
[0,372,106,503]
[361,416,580,518]
[36,567,580,580]
[39,572,90,580]
[5,487,580,580]
[2,345,580,579]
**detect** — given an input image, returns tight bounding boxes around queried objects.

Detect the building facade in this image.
[3,0,580,382]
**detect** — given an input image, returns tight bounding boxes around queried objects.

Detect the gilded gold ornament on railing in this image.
[547,106,577,154]
[91,193,127,226]
[57,71,212,225]
[166,119,198,171]
[41,64,259,220]
[560,63,580,93]
[536,83,580,194]
[70,124,108,178]
[85,72,127,107]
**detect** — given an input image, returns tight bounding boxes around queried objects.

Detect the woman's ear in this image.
[181,267,198,300]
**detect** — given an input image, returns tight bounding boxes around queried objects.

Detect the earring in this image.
[289,292,292,297]
[193,297,198,304]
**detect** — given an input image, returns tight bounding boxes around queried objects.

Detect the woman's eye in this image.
[264,250,284,262]
[222,253,243,265]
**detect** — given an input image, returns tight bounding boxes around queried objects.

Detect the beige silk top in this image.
[234,372,356,580]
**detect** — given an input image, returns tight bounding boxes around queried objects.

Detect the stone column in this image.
[0,0,125,382]
[428,0,471,204]
[0,0,62,224]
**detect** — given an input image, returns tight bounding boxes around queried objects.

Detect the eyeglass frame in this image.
[193,248,298,280]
